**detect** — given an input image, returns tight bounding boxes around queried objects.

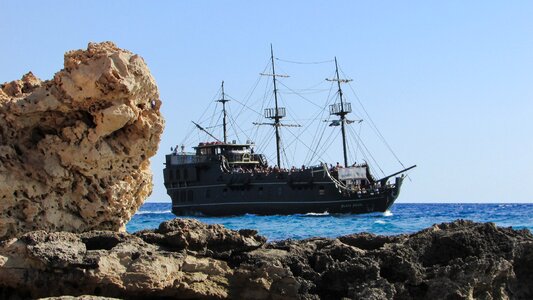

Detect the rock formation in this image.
[0,42,164,240]
[0,220,531,299]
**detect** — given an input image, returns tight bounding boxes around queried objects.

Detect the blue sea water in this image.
[126,203,533,241]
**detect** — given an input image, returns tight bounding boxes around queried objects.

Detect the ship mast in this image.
[216,81,229,143]
[254,45,301,167]
[327,57,353,167]
[259,44,289,167]
[270,45,282,167]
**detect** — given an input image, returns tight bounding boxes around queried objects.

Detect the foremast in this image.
[216,81,229,144]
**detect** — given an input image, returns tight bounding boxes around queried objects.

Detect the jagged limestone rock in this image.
[0,42,164,240]
[0,219,266,299]
[0,220,531,299]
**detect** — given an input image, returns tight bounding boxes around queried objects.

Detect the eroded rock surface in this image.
[0,219,265,299]
[0,42,164,240]
[0,220,531,299]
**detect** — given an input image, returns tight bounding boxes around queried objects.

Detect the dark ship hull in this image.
[170,187,400,216]
[164,153,405,216]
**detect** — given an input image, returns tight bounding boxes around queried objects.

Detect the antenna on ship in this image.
[216,81,229,144]
[326,57,353,167]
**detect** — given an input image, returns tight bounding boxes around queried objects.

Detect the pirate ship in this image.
[164,46,415,216]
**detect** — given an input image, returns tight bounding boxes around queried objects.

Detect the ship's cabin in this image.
[194,141,267,166]
[168,141,267,167]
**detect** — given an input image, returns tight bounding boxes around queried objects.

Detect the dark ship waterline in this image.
[164,47,415,216]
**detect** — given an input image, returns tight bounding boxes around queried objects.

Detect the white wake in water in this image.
[304,211,330,216]
[135,210,172,215]
[383,210,393,217]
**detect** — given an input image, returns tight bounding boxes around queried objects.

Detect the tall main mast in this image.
[255,45,299,167]
[216,81,229,143]
[270,45,282,167]
[259,45,288,167]
[327,57,353,167]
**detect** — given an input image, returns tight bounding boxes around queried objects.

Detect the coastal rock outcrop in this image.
[0,42,164,240]
[0,219,266,299]
[0,220,531,299]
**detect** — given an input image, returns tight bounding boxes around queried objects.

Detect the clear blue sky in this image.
[2,1,532,203]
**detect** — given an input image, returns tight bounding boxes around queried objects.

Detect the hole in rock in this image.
[82,235,121,250]
[79,111,96,128]
[30,127,58,145]
[13,145,22,156]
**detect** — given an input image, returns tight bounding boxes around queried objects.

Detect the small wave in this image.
[383,210,393,217]
[375,220,387,224]
[135,210,172,215]
[306,211,329,216]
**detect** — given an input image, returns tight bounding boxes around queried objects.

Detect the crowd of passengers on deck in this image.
[229,161,367,175]
[230,165,307,174]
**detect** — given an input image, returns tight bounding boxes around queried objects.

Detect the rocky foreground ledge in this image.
[0,219,531,299]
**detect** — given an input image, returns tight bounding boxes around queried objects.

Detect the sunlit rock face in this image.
[0,41,164,240]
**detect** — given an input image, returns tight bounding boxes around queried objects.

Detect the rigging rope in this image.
[348,124,385,177]
[320,130,341,164]
[279,89,330,95]
[180,85,223,147]
[276,80,324,109]
[284,125,334,165]
[305,79,336,164]
[280,131,291,168]
[309,129,339,166]
[306,79,346,165]
[353,124,363,162]
[226,94,263,117]
[227,105,246,143]
[275,57,335,65]
[233,60,270,119]
[342,68,407,170]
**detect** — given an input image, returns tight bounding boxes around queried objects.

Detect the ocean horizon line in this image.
[142,201,533,205]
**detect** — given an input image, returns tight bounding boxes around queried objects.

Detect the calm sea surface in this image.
[126,203,533,241]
